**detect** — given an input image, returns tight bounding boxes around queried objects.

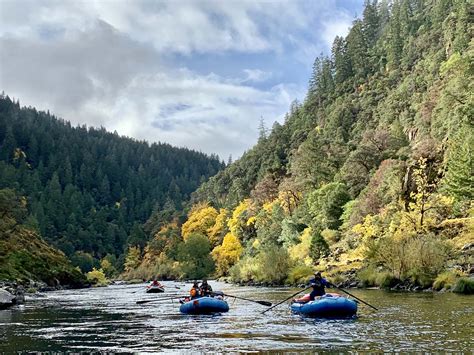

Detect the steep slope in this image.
[0,189,85,285]
[0,95,224,270]
[137,0,473,288]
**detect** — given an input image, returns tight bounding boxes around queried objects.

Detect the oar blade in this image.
[257,300,272,307]
[136,300,152,304]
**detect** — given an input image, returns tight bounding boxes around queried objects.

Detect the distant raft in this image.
[179,296,229,314]
[290,293,357,318]
[146,285,165,293]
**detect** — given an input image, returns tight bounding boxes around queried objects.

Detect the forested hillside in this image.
[132,0,473,290]
[0,188,85,286]
[0,95,224,274]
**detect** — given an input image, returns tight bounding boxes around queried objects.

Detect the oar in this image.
[213,292,272,307]
[136,295,188,304]
[329,283,378,311]
[261,286,311,314]
[133,284,181,293]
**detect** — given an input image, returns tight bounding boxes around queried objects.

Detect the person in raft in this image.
[199,279,213,296]
[308,272,331,300]
[189,282,200,299]
[150,279,162,287]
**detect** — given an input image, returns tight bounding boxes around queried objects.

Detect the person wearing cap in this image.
[308,272,331,300]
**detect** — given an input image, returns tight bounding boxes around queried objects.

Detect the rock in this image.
[391,283,402,291]
[461,242,474,251]
[0,289,16,309]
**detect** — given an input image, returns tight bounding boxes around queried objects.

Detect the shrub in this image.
[358,266,378,287]
[86,268,110,286]
[230,246,291,284]
[358,266,398,288]
[453,278,474,294]
[321,229,340,246]
[229,256,259,282]
[255,246,291,284]
[287,264,314,285]
[432,271,461,291]
[377,272,398,288]
[367,233,451,283]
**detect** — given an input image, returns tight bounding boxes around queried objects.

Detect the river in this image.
[1,281,472,352]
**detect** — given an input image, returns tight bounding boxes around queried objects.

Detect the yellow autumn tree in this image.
[288,227,313,266]
[124,246,141,272]
[207,208,229,247]
[211,233,243,276]
[181,203,218,241]
[227,199,256,241]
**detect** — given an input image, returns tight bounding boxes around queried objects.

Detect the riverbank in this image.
[227,271,474,294]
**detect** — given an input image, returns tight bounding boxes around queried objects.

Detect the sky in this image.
[0,0,364,160]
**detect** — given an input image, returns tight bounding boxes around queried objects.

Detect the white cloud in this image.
[321,15,354,49]
[0,0,361,159]
[242,69,272,83]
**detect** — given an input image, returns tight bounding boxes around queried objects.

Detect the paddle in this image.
[329,283,378,311]
[136,295,188,304]
[212,292,272,307]
[261,286,311,314]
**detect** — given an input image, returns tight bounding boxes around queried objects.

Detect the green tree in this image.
[307,183,351,230]
[178,233,215,279]
[443,125,474,201]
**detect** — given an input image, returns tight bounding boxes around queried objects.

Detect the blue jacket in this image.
[309,277,330,287]
[308,277,330,298]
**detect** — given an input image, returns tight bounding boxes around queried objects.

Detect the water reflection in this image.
[1,281,473,352]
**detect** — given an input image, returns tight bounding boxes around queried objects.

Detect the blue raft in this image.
[290,294,357,318]
[179,296,229,315]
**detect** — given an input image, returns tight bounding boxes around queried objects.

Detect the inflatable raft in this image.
[146,285,165,293]
[179,296,229,314]
[290,293,357,318]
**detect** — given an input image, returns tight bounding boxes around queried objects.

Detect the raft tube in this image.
[290,293,357,318]
[179,296,229,314]
[146,285,165,293]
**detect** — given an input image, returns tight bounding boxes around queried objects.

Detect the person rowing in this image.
[149,279,163,288]
[308,272,331,300]
[199,279,213,296]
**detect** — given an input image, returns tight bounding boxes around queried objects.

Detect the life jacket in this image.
[200,283,212,296]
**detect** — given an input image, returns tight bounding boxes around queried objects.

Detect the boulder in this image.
[0,289,16,309]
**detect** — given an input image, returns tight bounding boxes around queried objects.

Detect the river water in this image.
[1,281,472,353]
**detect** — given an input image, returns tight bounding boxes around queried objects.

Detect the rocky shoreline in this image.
[229,274,474,293]
[0,279,94,309]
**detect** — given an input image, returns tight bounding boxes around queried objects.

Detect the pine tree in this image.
[332,36,352,85]
[444,126,474,201]
[347,20,369,79]
[362,0,380,48]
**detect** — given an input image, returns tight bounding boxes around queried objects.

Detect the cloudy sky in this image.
[0,0,363,160]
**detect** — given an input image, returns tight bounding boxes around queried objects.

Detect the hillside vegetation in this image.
[0,189,85,286]
[0,95,224,278]
[131,0,473,290]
